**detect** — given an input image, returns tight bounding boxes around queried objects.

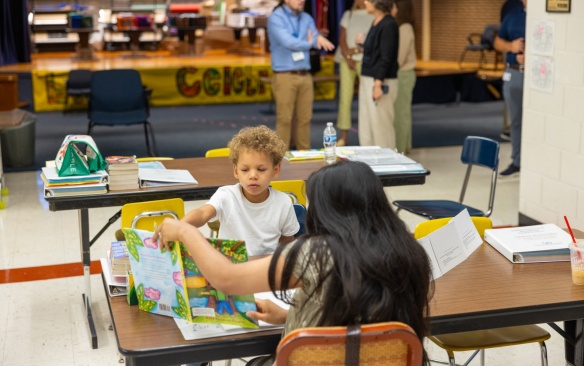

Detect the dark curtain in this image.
[305,0,352,52]
[0,0,31,66]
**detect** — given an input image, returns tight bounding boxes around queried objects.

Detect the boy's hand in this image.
[246,299,288,325]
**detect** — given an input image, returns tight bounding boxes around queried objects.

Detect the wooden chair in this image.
[276,322,423,366]
[414,218,550,366]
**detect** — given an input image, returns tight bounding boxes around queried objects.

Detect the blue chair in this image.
[87,69,158,156]
[293,203,306,237]
[64,69,91,114]
[393,136,499,219]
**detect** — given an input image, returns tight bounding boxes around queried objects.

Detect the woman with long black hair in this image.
[155,160,434,366]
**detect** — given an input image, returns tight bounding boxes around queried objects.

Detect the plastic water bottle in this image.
[323,122,337,165]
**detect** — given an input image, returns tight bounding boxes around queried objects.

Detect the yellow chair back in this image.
[135,157,174,162]
[414,216,493,240]
[121,198,185,231]
[205,148,230,158]
[271,180,307,206]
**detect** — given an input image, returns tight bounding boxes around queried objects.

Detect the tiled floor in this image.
[0,143,570,365]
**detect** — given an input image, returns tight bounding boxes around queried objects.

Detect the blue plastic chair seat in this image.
[392,200,485,220]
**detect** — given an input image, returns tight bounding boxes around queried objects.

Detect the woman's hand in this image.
[246,299,288,325]
[152,218,183,251]
[372,84,384,103]
[355,32,365,47]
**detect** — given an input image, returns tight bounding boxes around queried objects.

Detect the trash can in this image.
[0,109,36,168]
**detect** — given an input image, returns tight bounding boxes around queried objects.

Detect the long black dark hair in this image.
[269,160,433,362]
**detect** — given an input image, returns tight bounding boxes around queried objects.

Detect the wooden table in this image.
[104,240,584,366]
[45,157,428,349]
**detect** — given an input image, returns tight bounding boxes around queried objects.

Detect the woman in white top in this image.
[334,0,374,146]
[392,0,417,154]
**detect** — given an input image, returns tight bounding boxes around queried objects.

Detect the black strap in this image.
[345,324,361,366]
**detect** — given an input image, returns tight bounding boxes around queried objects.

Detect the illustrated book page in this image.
[123,228,258,329]
[174,291,291,340]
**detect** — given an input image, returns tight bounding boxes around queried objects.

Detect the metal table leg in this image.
[79,208,98,349]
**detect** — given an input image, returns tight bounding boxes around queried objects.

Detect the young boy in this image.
[181,125,300,257]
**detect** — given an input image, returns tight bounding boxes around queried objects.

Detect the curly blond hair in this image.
[227,125,287,166]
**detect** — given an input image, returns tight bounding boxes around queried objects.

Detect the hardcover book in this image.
[123,227,258,328]
[106,155,138,171]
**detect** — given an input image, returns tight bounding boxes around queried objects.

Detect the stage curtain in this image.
[0,0,31,66]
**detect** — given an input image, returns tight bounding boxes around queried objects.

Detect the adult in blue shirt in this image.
[268,0,334,150]
[494,0,526,178]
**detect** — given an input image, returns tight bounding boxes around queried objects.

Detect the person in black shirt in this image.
[357,0,399,148]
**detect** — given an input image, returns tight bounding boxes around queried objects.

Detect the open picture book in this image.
[123,228,258,329]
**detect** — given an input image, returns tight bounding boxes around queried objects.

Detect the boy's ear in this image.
[273,163,281,178]
[233,164,239,179]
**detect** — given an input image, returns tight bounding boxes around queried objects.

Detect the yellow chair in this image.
[205,148,230,237]
[121,198,185,232]
[205,148,230,158]
[135,157,174,162]
[414,217,550,366]
[271,180,307,206]
[413,216,493,240]
[275,322,423,366]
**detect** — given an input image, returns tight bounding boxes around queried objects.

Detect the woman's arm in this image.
[154,218,301,295]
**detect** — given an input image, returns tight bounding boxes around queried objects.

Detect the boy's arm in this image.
[280,235,296,245]
[180,203,217,227]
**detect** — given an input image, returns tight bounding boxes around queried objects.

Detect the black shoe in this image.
[499,164,520,178]
[499,131,511,141]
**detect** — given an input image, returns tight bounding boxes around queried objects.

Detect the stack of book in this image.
[108,240,130,277]
[102,240,130,297]
[106,156,139,191]
[41,166,108,197]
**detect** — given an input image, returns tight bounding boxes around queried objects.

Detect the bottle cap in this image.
[326,122,333,127]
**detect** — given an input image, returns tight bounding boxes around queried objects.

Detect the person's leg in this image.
[336,60,357,145]
[394,69,416,153]
[273,73,297,150]
[508,69,524,168]
[358,75,375,146]
[293,74,314,150]
[372,78,398,148]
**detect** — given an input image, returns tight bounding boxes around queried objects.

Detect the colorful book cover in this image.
[123,228,258,329]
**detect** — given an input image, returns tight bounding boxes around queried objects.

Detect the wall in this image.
[519,0,584,228]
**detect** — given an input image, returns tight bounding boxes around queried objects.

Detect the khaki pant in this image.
[358,76,398,148]
[336,59,362,131]
[394,69,416,153]
[272,73,314,150]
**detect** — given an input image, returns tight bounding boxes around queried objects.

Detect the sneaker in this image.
[499,131,511,141]
[499,164,520,178]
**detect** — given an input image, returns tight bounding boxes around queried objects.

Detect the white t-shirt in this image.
[339,9,374,62]
[207,184,300,256]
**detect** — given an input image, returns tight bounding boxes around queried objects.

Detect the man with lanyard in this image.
[268,0,334,150]
[494,0,526,178]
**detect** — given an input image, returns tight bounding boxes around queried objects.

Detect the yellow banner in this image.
[32,60,336,112]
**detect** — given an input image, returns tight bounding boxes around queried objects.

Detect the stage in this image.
[0,50,503,112]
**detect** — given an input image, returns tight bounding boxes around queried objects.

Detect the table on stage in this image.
[44,157,429,349]
[103,237,584,366]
